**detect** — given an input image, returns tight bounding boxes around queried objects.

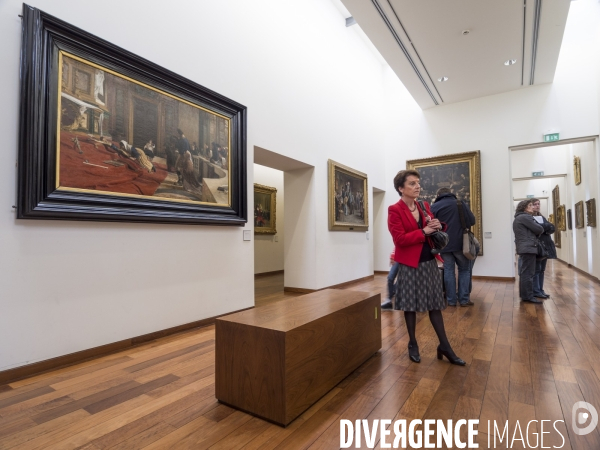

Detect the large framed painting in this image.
[406,151,483,255]
[586,199,596,228]
[575,201,585,229]
[17,5,247,225]
[254,184,277,235]
[552,185,561,248]
[328,160,368,231]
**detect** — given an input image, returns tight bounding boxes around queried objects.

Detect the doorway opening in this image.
[253,146,313,306]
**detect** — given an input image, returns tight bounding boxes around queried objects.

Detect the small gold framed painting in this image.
[586,198,596,228]
[328,160,368,231]
[574,156,582,185]
[557,205,566,232]
[575,201,585,229]
[254,184,277,234]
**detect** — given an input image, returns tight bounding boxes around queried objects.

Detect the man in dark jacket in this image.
[431,188,476,306]
[531,199,557,298]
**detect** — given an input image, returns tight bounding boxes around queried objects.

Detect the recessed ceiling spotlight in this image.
[438,76,448,82]
[504,59,517,65]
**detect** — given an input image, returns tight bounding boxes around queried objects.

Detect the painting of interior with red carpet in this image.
[58,53,231,206]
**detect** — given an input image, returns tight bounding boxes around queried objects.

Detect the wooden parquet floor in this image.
[1,260,600,449]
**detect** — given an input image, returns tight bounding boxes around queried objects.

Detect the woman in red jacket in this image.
[388,170,465,366]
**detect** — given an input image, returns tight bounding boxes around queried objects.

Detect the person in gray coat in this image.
[513,199,545,303]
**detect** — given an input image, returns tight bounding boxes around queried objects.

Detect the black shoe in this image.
[541,292,550,298]
[460,301,474,307]
[381,300,393,310]
[448,303,457,307]
[408,343,420,363]
[437,345,466,366]
[534,294,549,299]
[522,298,543,304]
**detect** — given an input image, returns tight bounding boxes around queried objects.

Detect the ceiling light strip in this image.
[384,0,444,103]
[370,0,440,105]
[530,0,542,85]
[521,0,526,85]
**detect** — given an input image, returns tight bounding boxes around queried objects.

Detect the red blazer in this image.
[388,199,442,268]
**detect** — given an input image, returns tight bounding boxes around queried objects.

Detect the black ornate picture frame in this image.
[18,4,247,225]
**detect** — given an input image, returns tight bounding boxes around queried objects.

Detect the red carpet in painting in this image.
[59,132,168,196]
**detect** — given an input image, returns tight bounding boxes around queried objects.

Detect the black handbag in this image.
[536,238,549,260]
[417,201,449,254]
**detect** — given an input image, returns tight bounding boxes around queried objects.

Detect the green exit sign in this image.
[544,133,559,142]
[532,171,544,177]
[526,195,535,198]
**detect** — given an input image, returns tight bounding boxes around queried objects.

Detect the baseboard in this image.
[557,259,600,284]
[284,274,375,293]
[472,276,515,282]
[283,286,315,293]
[254,270,284,278]
[0,306,253,385]
[374,270,389,275]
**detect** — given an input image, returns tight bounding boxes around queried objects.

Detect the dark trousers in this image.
[533,258,548,295]
[519,253,537,300]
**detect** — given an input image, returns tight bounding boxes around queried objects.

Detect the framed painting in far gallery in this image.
[406,151,483,255]
[573,156,582,185]
[575,201,585,229]
[17,5,247,225]
[567,209,572,230]
[254,184,277,235]
[552,185,561,248]
[557,205,566,232]
[586,198,596,228]
[328,160,368,231]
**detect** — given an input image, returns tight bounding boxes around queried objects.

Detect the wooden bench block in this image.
[215,289,381,426]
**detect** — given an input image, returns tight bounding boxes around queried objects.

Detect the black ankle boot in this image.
[408,343,420,363]
[437,345,466,366]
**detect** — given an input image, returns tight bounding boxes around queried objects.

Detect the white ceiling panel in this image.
[341,0,571,109]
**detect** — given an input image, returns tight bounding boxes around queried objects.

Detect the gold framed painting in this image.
[328,160,368,231]
[254,184,277,234]
[575,201,585,229]
[406,151,482,255]
[573,156,582,185]
[586,198,596,227]
[557,205,566,232]
[548,214,554,226]
[552,185,561,248]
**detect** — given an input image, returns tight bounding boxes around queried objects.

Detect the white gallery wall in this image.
[1,0,599,373]
[373,0,600,278]
[254,164,284,275]
[0,0,399,371]
[567,141,600,277]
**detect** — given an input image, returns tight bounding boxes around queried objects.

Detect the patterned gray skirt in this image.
[393,259,447,312]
